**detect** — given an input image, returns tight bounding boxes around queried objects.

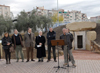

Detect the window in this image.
[5,7,7,9]
[5,12,8,16]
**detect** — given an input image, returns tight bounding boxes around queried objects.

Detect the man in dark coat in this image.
[66,28,73,62]
[47,27,57,62]
[12,29,24,62]
[60,28,76,67]
[66,29,73,43]
[35,31,46,62]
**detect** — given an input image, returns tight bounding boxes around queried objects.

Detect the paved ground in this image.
[0,59,100,73]
[60,50,100,60]
[0,50,100,73]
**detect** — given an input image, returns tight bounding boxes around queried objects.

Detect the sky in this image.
[0,0,100,18]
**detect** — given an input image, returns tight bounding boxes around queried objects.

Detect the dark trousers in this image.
[26,47,34,60]
[0,49,1,59]
[4,49,11,62]
[48,45,56,60]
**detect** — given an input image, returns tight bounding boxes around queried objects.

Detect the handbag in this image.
[9,46,14,53]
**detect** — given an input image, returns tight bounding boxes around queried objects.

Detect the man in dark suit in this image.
[24,28,35,62]
[47,27,57,62]
[60,28,76,67]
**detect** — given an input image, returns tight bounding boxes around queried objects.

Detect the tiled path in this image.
[0,50,100,73]
[60,50,100,60]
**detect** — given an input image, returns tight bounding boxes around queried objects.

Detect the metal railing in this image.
[91,41,100,52]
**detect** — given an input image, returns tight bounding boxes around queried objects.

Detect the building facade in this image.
[35,7,88,22]
[58,10,88,22]
[26,6,88,26]
[90,16,100,22]
[0,5,10,18]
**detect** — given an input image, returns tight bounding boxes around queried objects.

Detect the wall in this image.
[86,31,96,50]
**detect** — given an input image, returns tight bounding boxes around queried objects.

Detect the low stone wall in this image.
[0,44,63,59]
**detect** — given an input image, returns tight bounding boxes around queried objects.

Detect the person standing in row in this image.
[35,31,46,62]
[47,27,57,62]
[2,32,12,64]
[12,29,24,62]
[60,28,76,67]
[24,28,35,62]
[66,29,73,43]
[66,28,73,62]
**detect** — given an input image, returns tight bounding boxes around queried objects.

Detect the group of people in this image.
[2,27,76,67]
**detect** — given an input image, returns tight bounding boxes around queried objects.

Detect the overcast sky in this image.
[0,0,100,18]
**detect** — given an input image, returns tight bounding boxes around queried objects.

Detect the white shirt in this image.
[39,35,41,37]
[28,32,31,34]
[14,34,18,36]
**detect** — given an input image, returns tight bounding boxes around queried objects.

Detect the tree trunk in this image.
[45,27,47,32]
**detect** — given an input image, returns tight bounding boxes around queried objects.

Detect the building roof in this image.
[0,5,10,7]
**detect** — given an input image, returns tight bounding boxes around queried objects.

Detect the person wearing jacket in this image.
[66,28,73,62]
[24,28,35,62]
[12,29,24,62]
[60,29,72,62]
[60,28,76,67]
[35,31,46,62]
[2,32,12,64]
[47,27,57,62]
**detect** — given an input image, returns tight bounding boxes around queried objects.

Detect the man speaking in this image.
[60,28,76,67]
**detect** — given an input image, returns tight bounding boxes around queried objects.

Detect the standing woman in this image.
[35,31,46,62]
[2,32,12,64]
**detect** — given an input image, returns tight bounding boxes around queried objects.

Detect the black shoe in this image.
[67,64,69,67]
[6,61,8,64]
[9,61,11,64]
[31,59,35,61]
[47,60,50,62]
[38,60,41,62]
[22,60,24,62]
[41,60,43,62]
[54,60,57,62]
[16,60,19,62]
[72,64,76,67]
[26,60,29,62]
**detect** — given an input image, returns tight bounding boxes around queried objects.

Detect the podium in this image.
[51,40,66,72]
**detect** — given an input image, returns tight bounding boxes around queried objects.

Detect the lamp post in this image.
[57,0,59,26]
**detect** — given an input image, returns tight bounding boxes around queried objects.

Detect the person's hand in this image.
[53,34,56,36]
[7,43,10,45]
[39,43,42,45]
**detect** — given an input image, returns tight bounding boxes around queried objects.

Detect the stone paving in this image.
[0,50,100,73]
[0,59,100,73]
[60,50,100,60]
